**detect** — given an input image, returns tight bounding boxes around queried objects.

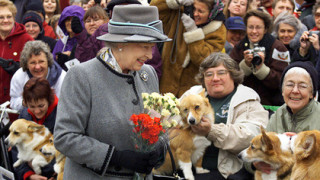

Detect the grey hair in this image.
[273,11,301,37]
[282,67,313,94]
[20,40,53,71]
[195,52,244,88]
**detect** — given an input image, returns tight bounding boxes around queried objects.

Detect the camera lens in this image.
[252,54,262,66]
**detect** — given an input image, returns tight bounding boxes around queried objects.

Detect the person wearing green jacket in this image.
[250,61,320,174]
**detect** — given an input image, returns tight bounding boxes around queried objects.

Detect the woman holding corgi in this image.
[11,77,58,180]
[53,5,169,180]
[180,52,269,179]
[251,61,320,174]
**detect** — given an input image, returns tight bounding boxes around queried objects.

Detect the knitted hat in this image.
[280,61,318,97]
[22,12,43,31]
[225,16,246,31]
[97,5,171,43]
[105,0,141,12]
[26,0,46,19]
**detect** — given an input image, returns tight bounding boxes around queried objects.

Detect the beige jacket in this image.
[181,85,268,178]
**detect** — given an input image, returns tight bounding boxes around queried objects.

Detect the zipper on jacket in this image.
[290,115,296,132]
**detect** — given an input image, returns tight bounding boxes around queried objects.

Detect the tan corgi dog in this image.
[41,135,66,180]
[238,126,294,180]
[153,90,214,180]
[290,130,320,180]
[5,119,54,174]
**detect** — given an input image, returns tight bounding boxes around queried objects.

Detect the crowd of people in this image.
[0,0,320,179]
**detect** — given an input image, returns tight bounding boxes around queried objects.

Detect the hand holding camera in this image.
[244,44,265,68]
[300,31,320,56]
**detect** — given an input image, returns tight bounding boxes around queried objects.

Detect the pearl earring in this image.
[119,48,122,52]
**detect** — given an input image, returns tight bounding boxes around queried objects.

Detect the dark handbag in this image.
[153,144,185,180]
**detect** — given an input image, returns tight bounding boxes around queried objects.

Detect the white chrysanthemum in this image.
[161,120,171,128]
[161,109,171,117]
[171,119,178,127]
[172,108,180,115]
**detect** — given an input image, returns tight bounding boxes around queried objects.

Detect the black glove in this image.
[0,58,19,75]
[110,149,159,174]
[56,52,69,71]
[71,16,83,34]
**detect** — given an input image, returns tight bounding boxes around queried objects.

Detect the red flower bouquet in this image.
[130,113,165,152]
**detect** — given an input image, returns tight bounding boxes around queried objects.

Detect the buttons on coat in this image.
[127,78,133,84]
[132,99,139,105]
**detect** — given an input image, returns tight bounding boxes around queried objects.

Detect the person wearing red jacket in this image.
[0,0,33,105]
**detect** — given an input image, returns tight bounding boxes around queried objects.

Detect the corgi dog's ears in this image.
[300,133,316,159]
[27,123,45,133]
[199,89,206,98]
[260,126,273,152]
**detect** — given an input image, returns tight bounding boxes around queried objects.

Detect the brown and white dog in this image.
[41,135,66,180]
[5,119,54,174]
[238,127,294,180]
[290,130,320,180]
[153,90,214,180]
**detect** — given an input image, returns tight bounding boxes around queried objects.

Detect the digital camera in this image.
[309,30,320,37]
[247,45,265,66]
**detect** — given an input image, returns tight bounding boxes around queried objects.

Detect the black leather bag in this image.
[153,144,185,180]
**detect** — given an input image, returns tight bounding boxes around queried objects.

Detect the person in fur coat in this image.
[150,0,226,97]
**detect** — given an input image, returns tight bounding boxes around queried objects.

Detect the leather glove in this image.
[71,16,83,34]
[56,52,69,71]
[0,58,19,75]
[181,13,197,31]
[110,149,159,174]
[177,0,194,6]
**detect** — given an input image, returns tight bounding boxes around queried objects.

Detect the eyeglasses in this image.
[247,25,264,31]
[315,13,320,19]
[284,82,310,91]
[204,70,228,79]
[0,15,13,21]
[85,18,102,24]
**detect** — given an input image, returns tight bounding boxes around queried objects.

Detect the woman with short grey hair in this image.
[181,52,268,179]
[10,40,66,111]
[272,11,307,59]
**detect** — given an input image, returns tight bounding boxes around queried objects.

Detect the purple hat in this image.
[225,16,246,31]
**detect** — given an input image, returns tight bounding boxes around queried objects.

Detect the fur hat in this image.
[22,12,43,31]
[97,4,171,43]
[26,0,46,18]
[280,61,318,97]
[105,0,141,12]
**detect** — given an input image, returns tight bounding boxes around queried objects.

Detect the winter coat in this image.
[10,61,66,111]
[43,21,56,39]
[267,99,320,133]
[53,56,159,179]
[52,5,85,60]
[230,34,289,106]
[12,96,58,180]
[181,85,268,178]
[0,22,33,104]
[150,0,226,97]
[74,23,163,79]
[36,25,57,52]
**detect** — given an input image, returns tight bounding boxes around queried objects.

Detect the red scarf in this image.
[28,95,58,125]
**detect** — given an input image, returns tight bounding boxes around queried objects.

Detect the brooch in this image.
[140,71,148,81]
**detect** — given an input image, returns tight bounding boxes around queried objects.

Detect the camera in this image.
[247,44,265,66]
[309,30,320,37]
[94,0,101,4]
[184,5,194,18]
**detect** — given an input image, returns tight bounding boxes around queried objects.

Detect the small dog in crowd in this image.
[41,135,66,180]
[290,130,320,180]
[153,90,214,180]
[238,126,294,180]
[5,119,54,174]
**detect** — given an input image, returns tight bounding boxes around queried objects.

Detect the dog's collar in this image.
[278,165,292,179]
